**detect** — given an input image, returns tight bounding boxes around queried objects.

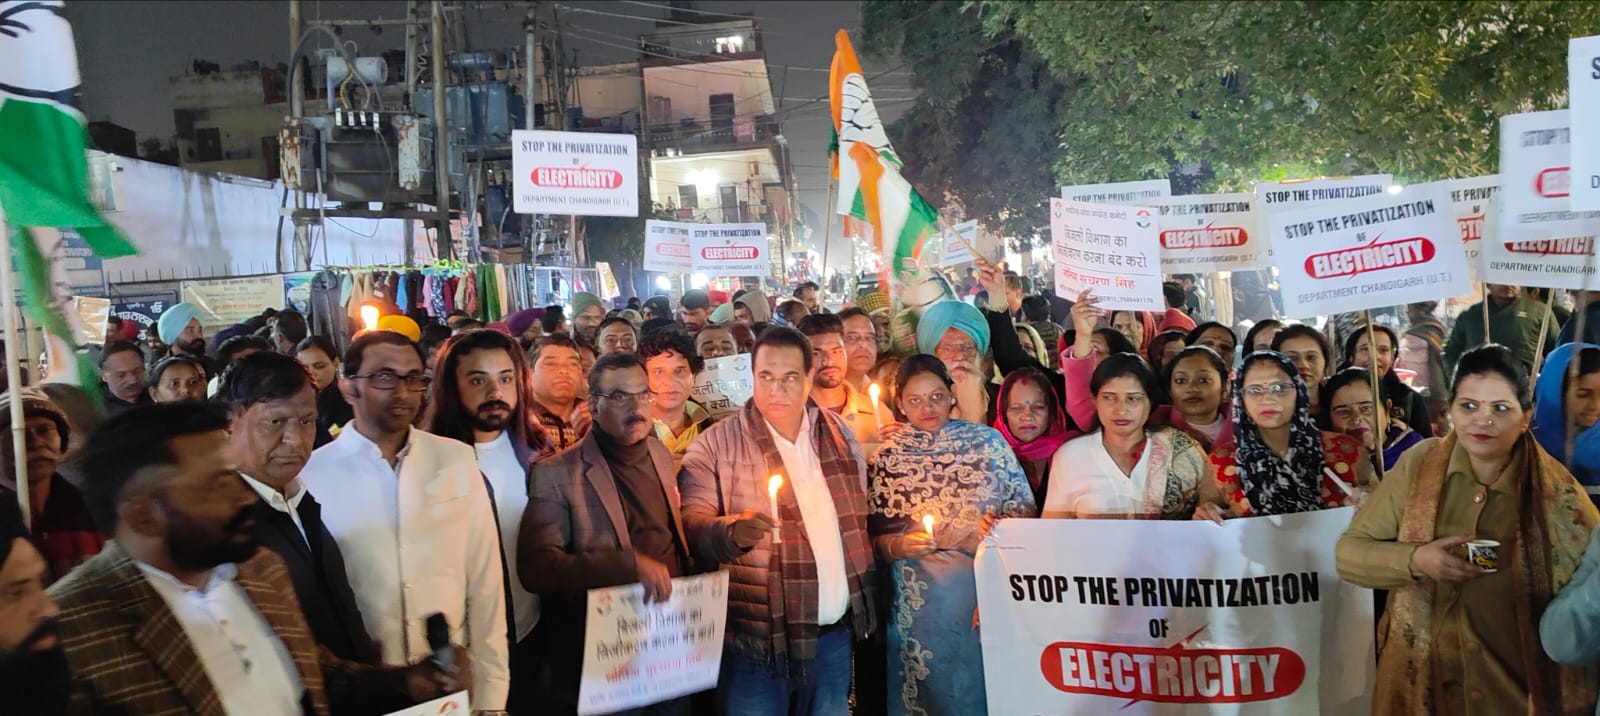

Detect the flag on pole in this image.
[0,0,137,386]
[829,29,939,277]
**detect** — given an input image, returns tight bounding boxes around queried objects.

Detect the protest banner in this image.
[1266,181,1470,317]
[691,353,754,418]
[579,571,729,715]
[1143,193,1263,272]
[1049,198,1164,311]
[1061,179,1172,205]
[110,292,176,334]
[1571,35,1600,211]
[975,509,1374,715]
[644,220,693,273]
[1254,175,1394,214]
[1448,176,1499,283]
[1494,110,1600,290]
[380,691,468,715]
[512,130,639,217]
[688,223,768,276]
[181,275,283,330]
[942,219,978,265]
[282,272,316,313]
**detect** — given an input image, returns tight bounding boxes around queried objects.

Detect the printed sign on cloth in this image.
[1049,198,1164,311]
[975,509,1374,715]
[688,223,768,276]
[644,220,693,273]
[692,354,754,418]
[1266,181,1470,316]
[181,275,284,330]
[1448,176,1499,283]
[1570,35,1600,211]
[512,130,639,217]
[942,219,977,265]
[1143,193,1263,272]
[579,571,729,715]
[1493,110,1600,290]
[1061,179,1172,205]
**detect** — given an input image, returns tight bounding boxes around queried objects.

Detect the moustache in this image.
[20,619,60,650]
[476,401,513,415]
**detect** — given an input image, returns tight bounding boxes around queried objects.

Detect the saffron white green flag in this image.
[0,1,136,380]
[830,29,938,276]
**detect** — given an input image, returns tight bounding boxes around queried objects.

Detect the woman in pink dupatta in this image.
[995,368,1077,507]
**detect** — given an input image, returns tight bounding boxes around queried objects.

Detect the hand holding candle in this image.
[868,383,887,430]
[767,474,783,537]
[923,514,936,546]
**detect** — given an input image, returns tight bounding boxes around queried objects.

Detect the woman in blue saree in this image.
[868,354,1037,716]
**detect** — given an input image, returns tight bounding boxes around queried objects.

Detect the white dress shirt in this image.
[1044,432,1154,519]
[765,412,850,625]
[136,562,303,716]
[476,432,540,641]
[240,474,308,543]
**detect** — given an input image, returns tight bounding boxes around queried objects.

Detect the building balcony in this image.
[645,114,779,157]
[668,201,774,226]
[641,23,762,65]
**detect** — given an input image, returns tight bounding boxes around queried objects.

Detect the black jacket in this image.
[249,489,378,666]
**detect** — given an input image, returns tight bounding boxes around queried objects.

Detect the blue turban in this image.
[157,302,200,344]
[916,300,990,357]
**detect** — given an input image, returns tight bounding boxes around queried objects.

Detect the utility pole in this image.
[287,0,307,272]
[402,0,419,266]
[430,0,452,260]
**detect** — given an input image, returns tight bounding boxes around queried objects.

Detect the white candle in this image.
[922,514,936,541]
[768,474,783,538]
[868,383,886,430]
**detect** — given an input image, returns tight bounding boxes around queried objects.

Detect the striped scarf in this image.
[741,401,879,681]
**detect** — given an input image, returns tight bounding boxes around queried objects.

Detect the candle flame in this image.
[868,382,881,402]
[768,474,783,497]
[359,304,380,331]
[922,514,935,534]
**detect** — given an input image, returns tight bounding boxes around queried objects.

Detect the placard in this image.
[1061,179,1171,204]
[1254,175,1394,213]
[1571,35,1600,211]
[111,292,177,334]
[1266,181,1470,316]
[1494,110,1600,289]
[512,130,639,217]
[380,691,468,716]
[688,223,768,276]
[1049,198,1164,311]
[594,261,621,301]
[1448,175,1499,283]
[1144,193,1263,272]
[579,571,729,715]
[72,296,109,345]
[181,275,284,330]
[942,219,977,265]
[282,271,316,313]
[691,353,754,418]
[975,509,1373,715]
[644,220,692,273]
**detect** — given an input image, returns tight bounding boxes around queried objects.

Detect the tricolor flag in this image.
[830,29,938,276]
[0,0,137,378]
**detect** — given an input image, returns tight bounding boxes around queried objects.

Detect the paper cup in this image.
[1466,540,1500,573]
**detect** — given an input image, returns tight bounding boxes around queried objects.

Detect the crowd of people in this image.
[2,263,1600,716]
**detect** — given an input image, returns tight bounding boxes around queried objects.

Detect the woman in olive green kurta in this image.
[1336,345,1599,715]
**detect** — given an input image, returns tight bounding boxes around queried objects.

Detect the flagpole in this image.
[821,180,835,292]
[0,223,32,530]
[1361,311,1387,485]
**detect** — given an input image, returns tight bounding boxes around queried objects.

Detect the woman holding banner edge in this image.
[1337,344,1600,715]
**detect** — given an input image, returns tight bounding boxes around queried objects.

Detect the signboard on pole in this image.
[688,223,768,276]
[942,219,977,265]
[644,220,692,273]
[1144,193,1263,272]
[181,275,284,330]
[1061,179,1171,205]
[111,292,177,335]
[1494,110,1600,289]
[578,571,729,715]
[975,509,1374,715]
[511,130,639,217]
[692,353,754,418]
[1266,181,1470,316]
[1049,198,1164,311]
[1570,35,1600,211]
[1448,176,1499,283]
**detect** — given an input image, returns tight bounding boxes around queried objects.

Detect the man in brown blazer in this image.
[49,402,460,715]
[520,352,693,716]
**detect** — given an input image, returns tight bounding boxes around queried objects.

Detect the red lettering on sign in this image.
[657,243,690,258]
[1507,237,1594,255]
[1535,167,1571,198]
[701,246,759,261]
[1304,238,1435,279]
[1038,634,1306,704]
[1159,225,1249,250]
[530,167,625,189]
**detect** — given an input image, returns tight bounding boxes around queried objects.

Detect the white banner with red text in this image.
[688,223,769,276]
[1143,193,1263,273]
[1492,110,1600,289]
[578,571,729,715]
[1049,198,1164,311]
[644,220,693,273]
[975,509,1374,715]
[1448,175,1499,284]
[511,129,639,217]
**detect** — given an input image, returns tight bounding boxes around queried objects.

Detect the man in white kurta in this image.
[301,331,510,711]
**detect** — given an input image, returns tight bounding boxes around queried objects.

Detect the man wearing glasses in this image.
[520,352,691,714]
[300,330,512,713]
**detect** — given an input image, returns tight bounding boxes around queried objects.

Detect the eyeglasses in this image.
[755,373,806,390]
[1242,382,1295,398]
[349,371,431,391]
[591,389,657,407]
[936,342,980,359]
[844,334,877,347]
[902,392,951,409]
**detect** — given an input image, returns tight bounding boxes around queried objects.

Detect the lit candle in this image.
[768,474,783,538]
[359,304,380,332]
[922,514,936,541]
[868,382,886,430]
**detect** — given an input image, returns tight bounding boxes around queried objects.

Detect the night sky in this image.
[64,0,917,259]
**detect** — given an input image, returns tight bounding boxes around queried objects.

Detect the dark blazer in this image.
[519,432,690,709]
[49,542,331,716]
[250,489,380,665]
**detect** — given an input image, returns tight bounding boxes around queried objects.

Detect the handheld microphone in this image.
[425,612,453,671]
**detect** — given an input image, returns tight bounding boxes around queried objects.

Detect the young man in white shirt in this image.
[301,330,511,712]
[420,329,547,712]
